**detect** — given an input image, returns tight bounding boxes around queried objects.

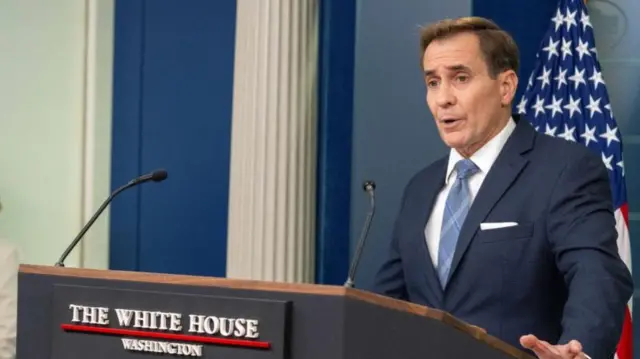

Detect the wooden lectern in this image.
[17,265,534,359]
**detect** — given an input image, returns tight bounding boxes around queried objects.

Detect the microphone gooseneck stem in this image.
[54,169,167,267]
[54,182,134,267]
[344,188,376,288]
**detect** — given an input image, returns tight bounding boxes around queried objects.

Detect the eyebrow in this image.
[424,64,472,77]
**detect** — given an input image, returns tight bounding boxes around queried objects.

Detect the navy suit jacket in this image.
[372,115,633,358]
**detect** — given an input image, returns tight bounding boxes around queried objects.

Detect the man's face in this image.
[423,32,516,157]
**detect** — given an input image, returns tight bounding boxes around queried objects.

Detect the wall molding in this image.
[79,0,114,269]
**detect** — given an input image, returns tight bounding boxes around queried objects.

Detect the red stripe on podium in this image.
[60,324,271,349]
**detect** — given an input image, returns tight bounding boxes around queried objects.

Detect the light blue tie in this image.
[437,158,479,288]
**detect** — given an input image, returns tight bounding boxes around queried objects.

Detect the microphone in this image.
[344,180,376,288]
[54,169,168,267]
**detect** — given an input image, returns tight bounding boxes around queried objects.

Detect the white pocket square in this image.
[480,222,518,230]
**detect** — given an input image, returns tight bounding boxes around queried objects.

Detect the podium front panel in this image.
[49,284,290,359]
[18,272,345,359]
[18,267,532,359]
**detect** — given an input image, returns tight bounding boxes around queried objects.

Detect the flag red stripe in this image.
[616,203,632,359]
[620,203,629,225]
[616,307,632,359]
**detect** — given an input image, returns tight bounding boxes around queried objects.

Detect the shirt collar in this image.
[445,117,516,184]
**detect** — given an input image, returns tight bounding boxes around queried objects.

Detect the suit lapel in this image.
[446,116,535,286]
[414,158,447,300]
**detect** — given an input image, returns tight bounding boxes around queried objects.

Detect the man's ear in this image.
[499,70,518,107]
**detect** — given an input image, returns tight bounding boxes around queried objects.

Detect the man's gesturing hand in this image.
[520,334,588,359]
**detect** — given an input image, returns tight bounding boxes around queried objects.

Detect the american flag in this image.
[516,0,632,358]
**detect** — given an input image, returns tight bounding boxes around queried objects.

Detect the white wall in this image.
[0,0,113,269]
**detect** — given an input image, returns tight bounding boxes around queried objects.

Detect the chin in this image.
[441,133,469,150]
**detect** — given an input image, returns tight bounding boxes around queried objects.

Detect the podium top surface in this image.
[19,264,534,359]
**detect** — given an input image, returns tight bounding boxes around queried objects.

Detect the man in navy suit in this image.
[371,17,633,359]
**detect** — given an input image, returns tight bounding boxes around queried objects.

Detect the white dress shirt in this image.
[424,117,516,265]
[0,240,18,359]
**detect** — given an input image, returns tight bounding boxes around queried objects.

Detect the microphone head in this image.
[151,169,168,182]
[363,180,376,192]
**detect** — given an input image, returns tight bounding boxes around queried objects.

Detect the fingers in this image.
[566,340,586,359]
[519,334,538,348]
[567,340,583,354]
[520,335,585,359]
[520,334,558,358]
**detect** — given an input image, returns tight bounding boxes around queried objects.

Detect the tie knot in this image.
[455,159,479,179]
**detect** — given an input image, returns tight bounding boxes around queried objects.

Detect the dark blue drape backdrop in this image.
[315,0,356,285]
[110,0,236,276]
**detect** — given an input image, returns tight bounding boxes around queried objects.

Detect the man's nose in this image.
[435,84,455,107]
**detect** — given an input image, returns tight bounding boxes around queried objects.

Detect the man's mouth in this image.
[441,118,461,124]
